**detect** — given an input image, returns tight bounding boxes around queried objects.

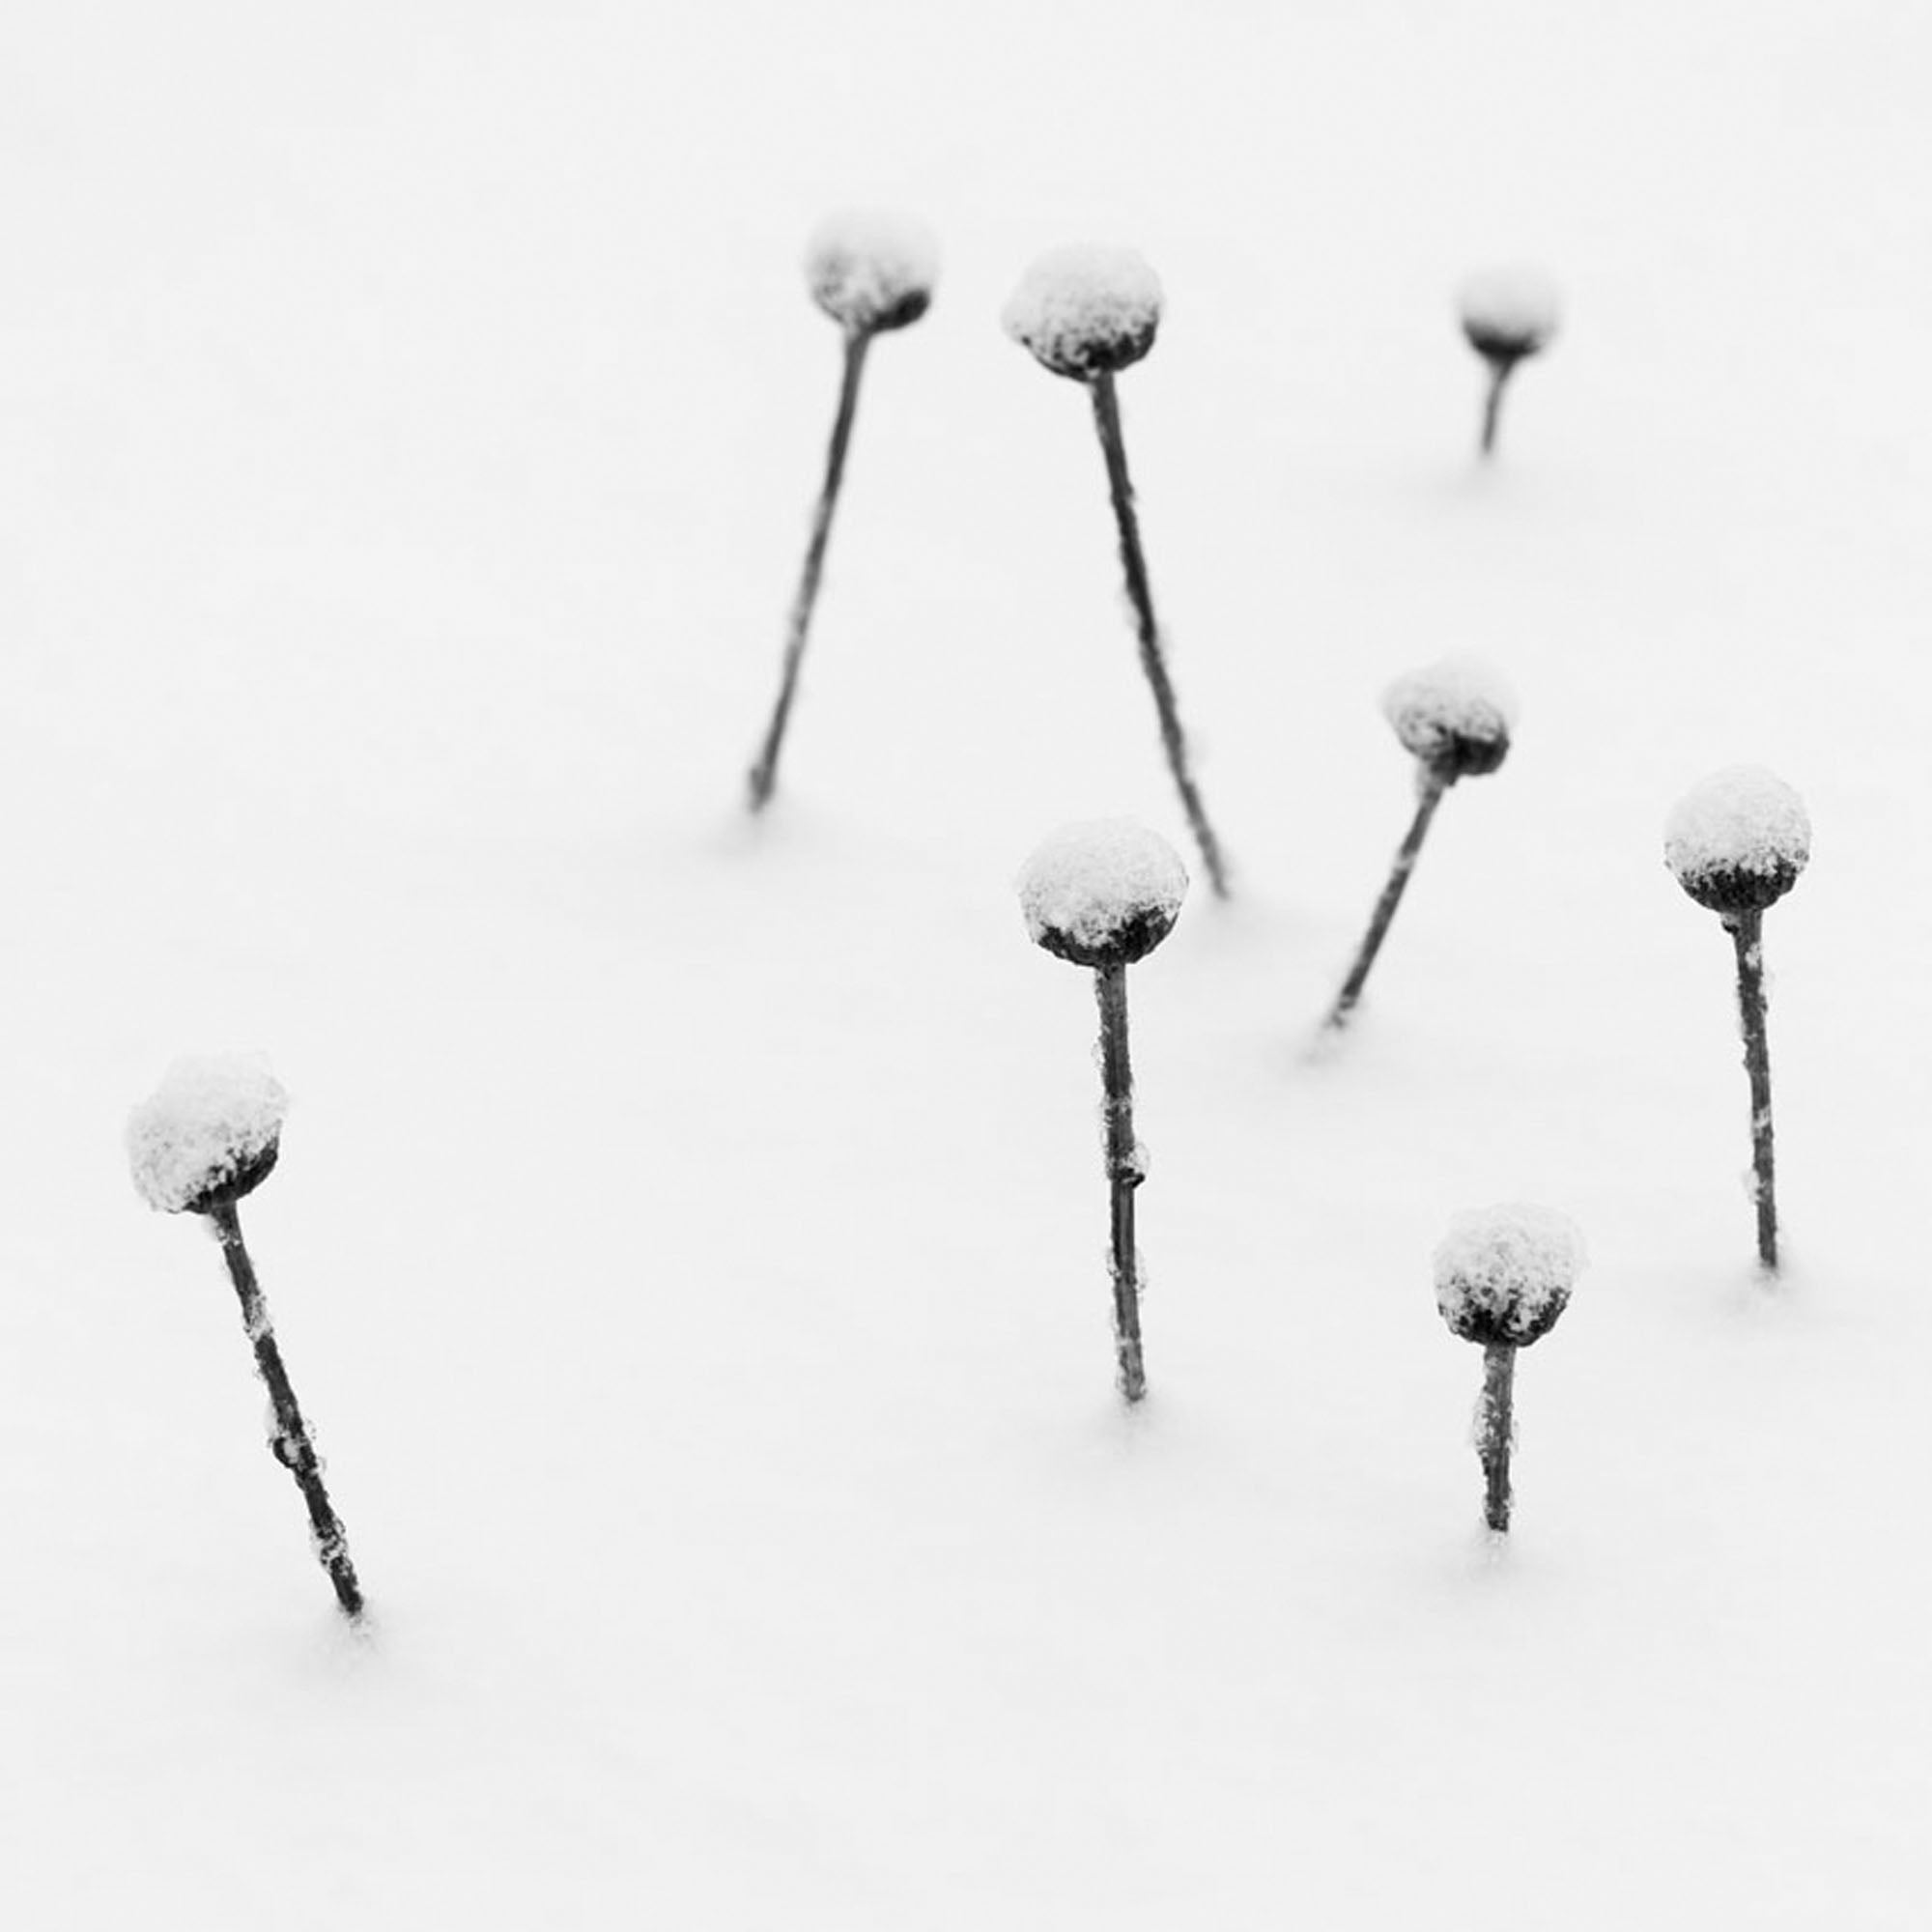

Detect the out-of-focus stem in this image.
[1479,356,1518,459]
[1094,961,1147,1403]
[1326,764,1449,1028]
[1088,370,1231,898]
[747,327,874,811]
[208,1200,364,1619]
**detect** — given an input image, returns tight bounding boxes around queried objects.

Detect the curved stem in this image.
[1088,371,1231,898]
[1326,764,1449,1028]
[747,327,873,811]
[1727,909,1779,1273]
[1094,962,1147,1403]
[1479,1341,1516,1534]
[208,1201,364,1618]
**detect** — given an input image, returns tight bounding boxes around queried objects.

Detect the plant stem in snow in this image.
[747,327,873,812]
[1326,765,1449,1028]
[1727,908,1779,1272]
[208,1199,364,1619]
[1094,960,1148,1404]
[1089,370,1230,899]
[1479,357,1517,459]
[1479,1341,1517,1534]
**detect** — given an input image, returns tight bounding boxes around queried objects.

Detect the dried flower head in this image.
[1665,766,1811,917]
[1018,819,1188,969]
[128,1054,288,1215]
[1382,657,1517,781]
[1004,245,1163,381]
[805,210,939,334]
[1434,1204,1585,1349]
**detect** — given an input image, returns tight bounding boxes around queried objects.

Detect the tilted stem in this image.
[1727,909,1779,1273]
[1479,357,1516,459]
[207,1200,364,1619]
[747,327,874,810]
[1326,764,1450,1027]
[1088,370,1231,898]
[1479,1341,1517,1534]
[1094,961,1148,1403]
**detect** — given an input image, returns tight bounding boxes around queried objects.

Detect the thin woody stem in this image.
[207,1200,364,1619]
[1479,357,1517,459]
[747,327,874,811]
[1326,763,1450,1027]
[1094,961,1148,1403]
[1727,908,1779,1272]
[1088,370,1231,898]
[1479,1341,1516,1533]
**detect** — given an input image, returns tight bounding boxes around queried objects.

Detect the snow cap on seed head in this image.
[127,1053,288,1214]
[1003,245,1163,381]
[1018,819,1188,968]
[804,209,938,333]
[1435,1205,1584,1349]
[1381,656,1517,781]
[1665,766,1810,917]
[1458,264,1562,363]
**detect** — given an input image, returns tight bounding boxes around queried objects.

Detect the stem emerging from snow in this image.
[1094,961,1148,1403]
[208,1200,364,1619]
[1727,908,1779,1273]
[1326,764,1450,1028]
[1088,370,1230,899]
[747,327,874,811]
[1479,1341,1516,1534]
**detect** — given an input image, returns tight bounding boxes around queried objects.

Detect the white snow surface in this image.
[7,5,1932,1929]
[1017,819,1188,955]
[1664,764,1812,888]
[1434,1203,1586,1337]
[1002,243,1163,373]
[1381,654,1517,758]
[1458,262,1563,351]
[126,1054,289,1213]
[803,207,938,330]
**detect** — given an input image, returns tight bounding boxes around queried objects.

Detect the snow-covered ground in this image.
[5,3,1930,1924]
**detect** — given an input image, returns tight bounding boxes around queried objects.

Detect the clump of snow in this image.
[1002,245,1163,381]
[127,1054,289,1214]
[804,209,938,333]
[1017,820,1187,968]
[1381,656,1516,779]
[1664,766,1811,916]
[1434,1204,1584,1349]
[1458,264,1562,359]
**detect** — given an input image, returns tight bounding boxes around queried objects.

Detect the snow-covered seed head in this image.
[1003,245,1163,382]
[1665,766,1811,918]
[1381,656,1517,781]
[127,1054,289,1215]
[1435,1205,1585,1350]
[804,209,939,334]
[1018,819,1188,969]
[1458,264,1562,365]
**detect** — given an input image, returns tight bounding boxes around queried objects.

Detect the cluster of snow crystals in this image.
[1664,766,1811,889]
[1434,1204,1585,1346]
[803,209,938,332]
[1381,656,1517,760]
[1457,264,1562,354]
[1017,820,1187,956]
[127,1053,289,1213]
[1002,245,1163,379]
